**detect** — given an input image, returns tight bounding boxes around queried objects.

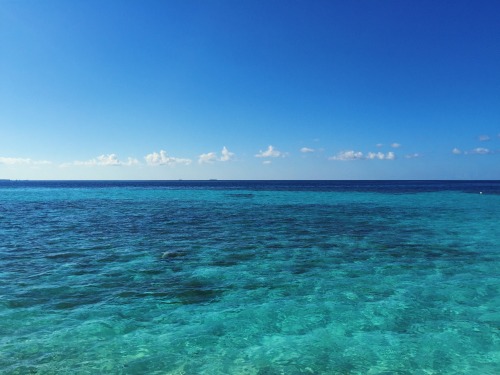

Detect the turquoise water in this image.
[1,181,499,374]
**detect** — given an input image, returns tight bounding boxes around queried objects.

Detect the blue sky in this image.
[1,0,499,179]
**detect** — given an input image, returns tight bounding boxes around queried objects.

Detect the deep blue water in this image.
[1,181,499,374]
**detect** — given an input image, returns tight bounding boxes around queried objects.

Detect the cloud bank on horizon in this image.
[2,133,499,171]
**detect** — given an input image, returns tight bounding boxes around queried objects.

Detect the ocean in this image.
[0,180,499,374]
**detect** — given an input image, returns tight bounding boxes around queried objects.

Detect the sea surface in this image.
[0,180,499,374]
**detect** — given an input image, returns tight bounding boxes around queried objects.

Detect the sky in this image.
[1,0,499,180]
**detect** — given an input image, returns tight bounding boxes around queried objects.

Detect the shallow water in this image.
[1,181,499,374]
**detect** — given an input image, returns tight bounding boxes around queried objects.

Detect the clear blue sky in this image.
[1,0,499,179]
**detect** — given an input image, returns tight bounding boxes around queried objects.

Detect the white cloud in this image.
[329,150,364,161]
[0,157,51,166]
[468,147,492,155]
[366,152,381,160]
[126,157,140,165]
[145,150,191,166]
[330,150,395,161]
[198,147,235,164]
[97,154,123,166]
[404,153,420,159]
[376,143,383,148]
[478,135,491,141]
[300,147,315,153]
[220,146,235,161]
[0,157,31,165]
[366,151,396,160]
[69,154,139,167]
[391,143,401,148]
[198,152,218,164]
[453,147,495,155]
[255,145,284,158]
[263,160,272,164]
[366,152,384,160]
[76,154,119,166]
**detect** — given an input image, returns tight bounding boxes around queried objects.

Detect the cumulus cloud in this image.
[198,147,235,164]
[300,147,315,153]
[391,143,401,148]
[376,143,384,148]
[0,157,51,166]
[366,152,381,160]
[452,148,462,155]
[330,150,396,161]
[255,145,285,158]
[478,135,491,141]
[220,146,235,161]
[198,152,218,164]
[144,150,191,166]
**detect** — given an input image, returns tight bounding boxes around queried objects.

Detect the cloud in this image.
[478,135,491,141]
[263,160,272,164]
[376,143,383,148]
[198,152,218,164]
[329,150,364,161]
[366,151,396,160]
[300,147,315,153]
[0,157,51,166]
[198,147,235,164]
[366,152,382,160]
[404,153,420,159]
[123,157,139,166]
[391,143,401,148]
[452,147,495,155]
[144,150,191,166]
[330,150,396,161]
[68,154,139,167]
[220,146,235,161]
[468,147,492,155]
[255,145,285,158]
[453,148,493,155]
